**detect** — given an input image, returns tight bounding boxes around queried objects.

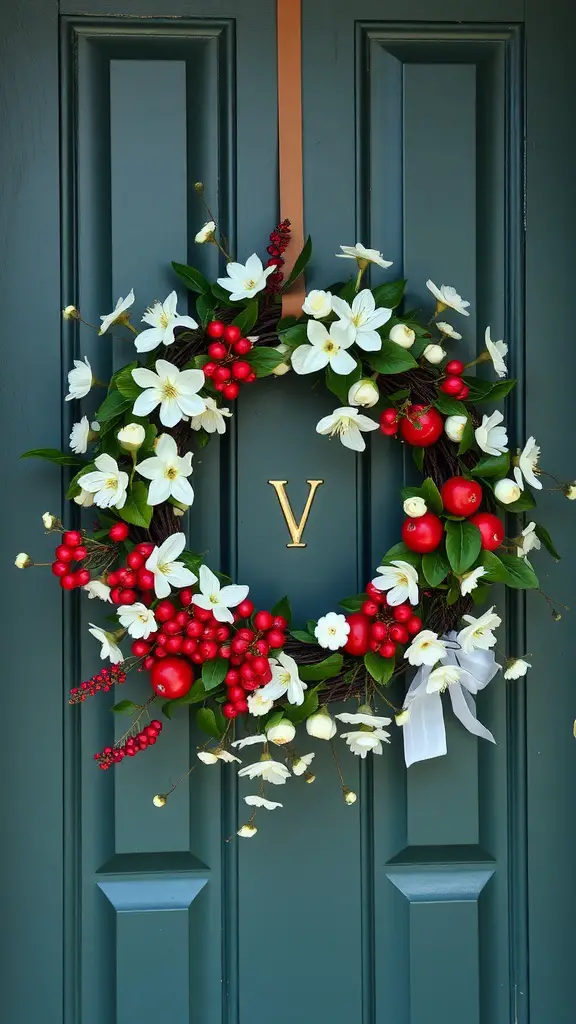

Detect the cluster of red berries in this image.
[438,359,469,401]
[106,522,156,605]
[220,607,287,719]
[265,218,291,294]
[344,582,422,659]
[379,403,444,447]
[51,530,92,589]
[203,322,256,400]
[69,665,126,704]
[94,720,163,770]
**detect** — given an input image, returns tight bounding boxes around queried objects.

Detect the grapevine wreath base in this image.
[16,204,572,835]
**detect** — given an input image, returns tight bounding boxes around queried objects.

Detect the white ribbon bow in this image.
[402,632,500,767]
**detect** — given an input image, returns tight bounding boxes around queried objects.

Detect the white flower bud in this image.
[62,305,80,320]
[74,488,95,508]
[389,323,415,349]
[444,415,467,442]
[42,513,57,529]
[305,708,337,741]
[494,478,522,504]
[197,751,219,765]
[302,289,332,319]
[423,343,446,364]
[266,719,296,745]
[237,823,258,838]
[348,378,379,408]
[563,482,576,500]
[403,496,427,518]
[503,657,531,680]
[152,794,167,807]
[395,709,410,726]
[343,787,357,805]
[117,423,146,451]
[15,552,33,568]
[195,220,216,243]
[272,342,291,376]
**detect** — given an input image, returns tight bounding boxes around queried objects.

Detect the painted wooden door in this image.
[2,2,576,1022]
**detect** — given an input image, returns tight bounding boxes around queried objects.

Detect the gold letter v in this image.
[268,479,324,548]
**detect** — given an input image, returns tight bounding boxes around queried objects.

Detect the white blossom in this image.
[259,652,307,706]
[494,478,521,504]
[347,378,379,407]
[88,624,124,664]
[231,734,268,751]
[314,612,350,650]
[190,396,232,434]
[132,358,205,428]
[247,691,274,717]
[117,602,157,639]
[217,254,275,301]
[191,564,248,624]
[136,433,194,506]
[65,357,92,401]
[426,280,470,316]
[460,565,487,596]
[484,327,508,378]
[74,488,94,508]
[423,343,446,365]
[302,289,332,319]
[292,320,356,376]
[42,513,57,529]
[445,415,467,442]
[77,454,129,509]
[83,580,112,602]
[517,522,541,560]
[331,288,391,350]
[513,437,543,490]
[70,416,91,454]
[266,719,296,745]
[371,560,419,606]
[404,630,448,667]
[403,496,427,518]
[335,242,393,270]
[437,322,462,340]
[426,664,462,693]
[504,657,531,680]
[305,709,337,740]
[136,291,198,353]
[389,323,415,349]
[292,753,315,776]
[145,532,198,599]
[117,423,146,451]
[195,221,216,243]
[237,824,258,837]
[99,290,135,335]
[244,795,283,810]
[238,757,291,785]
[14,552,32,568]
[316,407,379,452]
[336,710,392,728]
[475,410,508,456]
[457,606,502,654]
[340,728,391,757]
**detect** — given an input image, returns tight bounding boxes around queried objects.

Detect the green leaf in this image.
[271,595,292,625]
[461,376,517,403]
[338,594,368,612]
[96,389,132,428]
[422,548,450,587]
[380,542,422,570]
[233,299,259,335]
[299,654,343,682]
[290,629,317,644]
[118,481,153,528]
[412,446,425,472]
[371,279,406,309]
[180,550,204,576]
[66,463,95,499]
[162,679,207,717]
[434,393,467,417]
[445,519,482,574]
[284,687,319,724]
[20,448,85,467]
[325,362,361,404]
[368,339,418,374]
[112,362,140,401]
[210,281,238,306]
[202,658,228,692]
[195,292,215,325]
[277,322,307,348]
[471,452,510,479]
[457,417,475,455]
[447,579,460,605]
[470,581,491,605]
[534,522,561,560]
[111,699,140,715]
[196,706,224,739]
[364,651,395,685]
[282,235,312,291]
[495,487,536,513]
[171,261,210,295]
[498,554,539,589]
[480,550,509,583]
[421,477,443,514]
[245,346,286,377]
[265,710,286,731]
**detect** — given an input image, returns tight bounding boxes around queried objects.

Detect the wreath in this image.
[17,193,572,836]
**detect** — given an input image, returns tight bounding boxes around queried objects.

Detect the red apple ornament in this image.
[400,404,443,447]
[150,657,193,699]
[402,512,444,553]
[344,613,371,656]
[441,476,483,517]
[470,512,505,551]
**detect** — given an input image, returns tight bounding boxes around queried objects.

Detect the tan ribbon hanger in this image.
[277,0,306,317]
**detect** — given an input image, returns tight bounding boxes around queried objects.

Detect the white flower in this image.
[62,304,79,320]
[70,416,91,454]
[372,560,419,606]
[305,709,337,740]
[331,289,392,350]
[237,824,258,837]
[42,513,57,529]
[426,280,470,316]
[403,496,427,518]
[132,358,205,428]
[65,357,92,401]
[136,291,198,353]
[564,483,576,500]
[347,378,379,407]
[314,612,350,650]
[335,242,393,270]
[404,630,448,667]
[145,532,198,599]
[316,407,378,452]
[195,220,216,243]
[457,606,502,654]
[395,709,410,726]
[197,751,219,764]
[437,322,462,340]
[513,437,543,491]
[77,454,129,509]
[292,320,356,376]
[231,734,268,750]
[88,624,124,664]
[504,657,532,680]
[198,748,241,764]
[217,253,275,301]
[460,565,487,596]
[340,728,391,757]
[99,290,135,335]
[475,410,508,456]
[389,324,415,349]
[517,522,541,560]
[83,580,112,602]
[117,602,157,639]
[190,396,232,435]
[266,719,296,745]
[292,753,315,776]
[271,343,291,376]
[15,552,32,568]
[484,327,508,378]
[136,433,194,506]
[494,478,521,504]
[445,415,467,442]
[74,488,94,507]
[191,564,248,624]
[423,343,446,365]
[259,652,307,706]
[302,289,332,319]
[247,692,274,717]
[238,757,291,785]
[336,710,392,728]
[244,795,283,810]
[117,423,146,451]
[426,664,462,694]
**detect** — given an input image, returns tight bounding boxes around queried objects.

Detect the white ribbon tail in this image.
[448,683,496,744]
[403,689,447,767]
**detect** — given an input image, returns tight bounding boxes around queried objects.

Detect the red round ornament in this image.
[470,512,505,551]
[150,657,193,699]
[343,613,371,656]
[399,405,443,447]
[401,512,444,553]
[108,522,130,542]
[441,476,483,517]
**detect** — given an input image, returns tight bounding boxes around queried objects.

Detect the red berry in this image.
[174,611,189,628]
[179,588,193,606]
[107,571,120,587]
[132,640,150,657]
[407,616,422,635]
[441,476,483,517]
[63,530,82,547]
[208,341,227,361]
[186,619,203,638]
[399,405,444,447]
[379,409,399,435]
[156,633,169,646]
[55,544,74,562]
[457,384,470,401]
[119,588,137,605]
[370,621,389,642]
[136,542,154,558]
[215,626,230,642]
[440,376,464,396]
[199,640,218,661]
[76,569,91,586]
[223,382,240,400]
[236,599,254,618]
[380,641,397,659]
[194,607,213,622]
[231,360,251,380]
[365,581,384,602]
[254,610,273,631]
[165,635,184,654]
[344,613,371,656]
[109,522,130,542]
[222,703,238,719]
[402,512,444,553]
[137,568,155,590]
[150,657,193,699]
[446,360,465,376]
[213,365,231,384]
[253,638,269,656]
[227,685,245,702]
[272,615,288,629]
[392,604,412,623]
[266,629,285,648]
[246,372,256,383]
[251,656,269,676]
[127,550,144,570]
[240,663,255,682]
[469,512,505,551]
[206,320,225,338]
[231,637,249,655]
[61,573,77,590]
[150,720,163,731]
[381,407,399,424]
[121,570,137,588]
[233,337,252,355]
[234,699,249,714]
[223,324,241,343]
[225,670,240,686]
[110,586,124,604]
[52,560,69,577]
[73,545,87,561]
[361,600,379,618]
[389,623,409,645]
[181,638,198,657]
[156,600,176,622]
[162,618,183,635]
[213,380,225,392]
[242,678,260,691]
[237,627,255,642]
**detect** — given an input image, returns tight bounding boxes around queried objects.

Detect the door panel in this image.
[2,2,576,1024]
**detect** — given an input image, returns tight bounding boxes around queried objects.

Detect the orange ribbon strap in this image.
[277,0,306,317]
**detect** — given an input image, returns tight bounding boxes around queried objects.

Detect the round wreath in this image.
[17,198,572,835]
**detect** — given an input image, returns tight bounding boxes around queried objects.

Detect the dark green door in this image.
[2,1,575,1022]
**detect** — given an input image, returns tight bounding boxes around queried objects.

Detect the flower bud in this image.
[152,794,167,807]
[197,751,219,764]
[195,220,216,244]
[42,513,57,530]
[117,423,146,451]
[305,773,316,784]
[563,482,576,500]
[494,478,521,504]
[305,708,337,741]
[348,378,379,408]
[62,304,80,320]
[272,342,291,376]
[423,343,446,365]
[444,415,467,442]
[15,552,33,568]
[395,709,410,726]
[389,323,415,349]
[503,657,531,680]
[343,787,357,805]
[237,823,258,837]
[403,496,427,518]
[74,488,95,508]
[266,718,296,745]
[302,289,332,319]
